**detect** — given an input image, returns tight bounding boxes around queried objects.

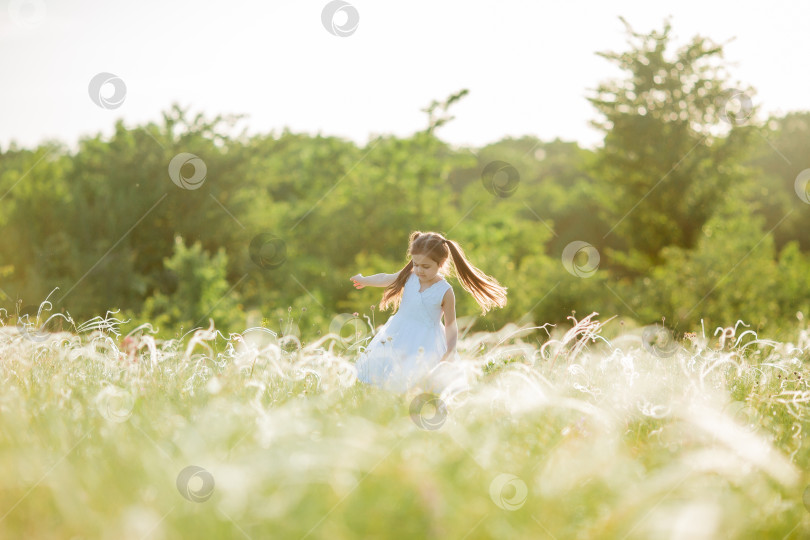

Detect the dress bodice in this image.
[396,272,451,326]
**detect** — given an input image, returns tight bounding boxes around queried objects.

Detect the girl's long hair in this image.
[379,230,508,315]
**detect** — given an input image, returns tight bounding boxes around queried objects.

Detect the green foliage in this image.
[1,22,809,340]
[629,198,782,330]
[744,111,810,251]
[140,235,243,337]
[2,311,809,539]
[587,16,759,276]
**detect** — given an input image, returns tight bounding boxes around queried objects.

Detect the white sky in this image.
[1,0,808,153]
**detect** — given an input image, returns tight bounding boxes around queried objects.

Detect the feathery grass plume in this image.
[0,306,808,538]
[542,311,616,369]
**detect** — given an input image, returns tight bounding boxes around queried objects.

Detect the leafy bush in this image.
[140,235,244,337]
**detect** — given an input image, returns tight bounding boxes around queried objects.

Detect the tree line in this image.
[1,19,809,343]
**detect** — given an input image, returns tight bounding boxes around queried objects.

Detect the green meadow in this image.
[1,310,808,539]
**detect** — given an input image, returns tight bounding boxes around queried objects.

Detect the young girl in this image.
[350,230,508,393]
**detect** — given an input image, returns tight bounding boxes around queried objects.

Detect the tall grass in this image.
[1,307,808,539]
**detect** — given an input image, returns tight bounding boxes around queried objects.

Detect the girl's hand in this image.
[351,274,366,289]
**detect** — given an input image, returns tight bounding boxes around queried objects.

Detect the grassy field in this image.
[1,309,809,539]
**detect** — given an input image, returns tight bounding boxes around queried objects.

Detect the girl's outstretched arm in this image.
[351,273,398,288]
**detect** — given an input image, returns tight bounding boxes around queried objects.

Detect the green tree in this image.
[0,143,74,306]
[744,111,810,252]
[140,235,243,336]
[54,104,250,316]
[633,197,780,330]
[587,16,759,276]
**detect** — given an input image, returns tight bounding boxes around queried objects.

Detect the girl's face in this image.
[411,253,440,282]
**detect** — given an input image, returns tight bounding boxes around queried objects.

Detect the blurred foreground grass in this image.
[1,310,809,539]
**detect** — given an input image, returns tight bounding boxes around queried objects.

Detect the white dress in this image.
[356,272,459,393]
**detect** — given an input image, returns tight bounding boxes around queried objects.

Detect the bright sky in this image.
[1,0,808,153]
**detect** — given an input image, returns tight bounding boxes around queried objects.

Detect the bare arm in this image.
[351,272,399,288]
[440,288,458,361]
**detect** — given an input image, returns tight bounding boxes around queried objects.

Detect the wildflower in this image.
[302,307,307,312]
[353,312,359,317]
[370,305,375,311]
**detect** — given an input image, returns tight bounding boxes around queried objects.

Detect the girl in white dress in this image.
[350,231,508,393]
